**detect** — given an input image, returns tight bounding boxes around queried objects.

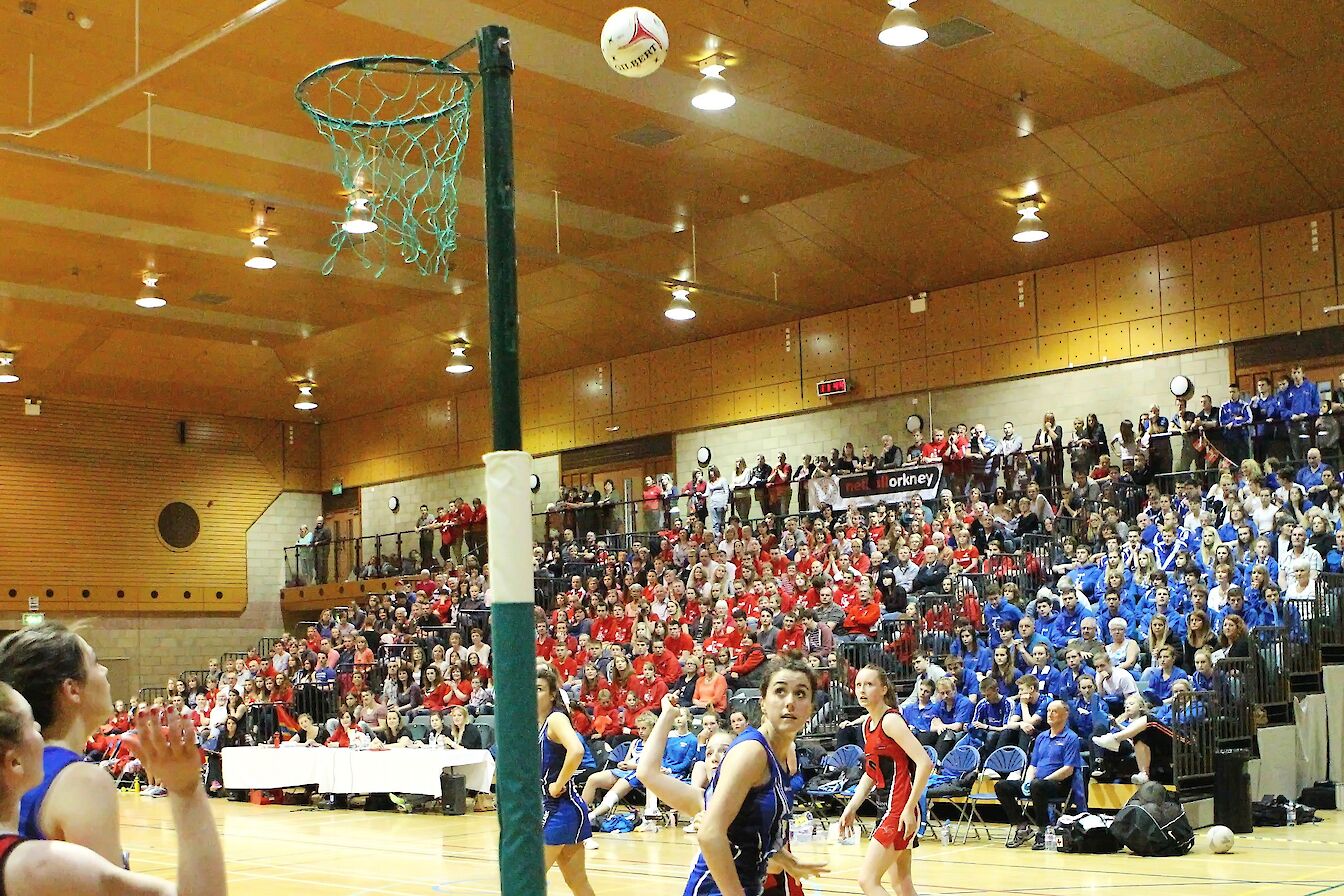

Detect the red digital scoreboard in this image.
[816,377,849,397]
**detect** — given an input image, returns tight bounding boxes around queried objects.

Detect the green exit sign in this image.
[331,480,344,496]
[21,612,44,627]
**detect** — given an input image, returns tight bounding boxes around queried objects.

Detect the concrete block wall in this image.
[248,491,323,618]
[674,348,1231,490]
[360,454,562,546]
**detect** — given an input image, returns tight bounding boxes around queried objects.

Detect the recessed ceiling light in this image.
[0,351,18,384]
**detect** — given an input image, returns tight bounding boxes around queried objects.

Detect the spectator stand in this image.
[1320,573,1344,665]
[136,685,168,706]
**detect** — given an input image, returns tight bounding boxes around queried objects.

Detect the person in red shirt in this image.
[436,501,458,565]
[467,498,487,558]
[841,582,880,638]
[776,613,805,654]
[726,630,767,688]
[418,666,449,716]
[455,499,476,561]
[833,571,860,610]
[663,621,694,658]
[648,638,681,682]
[552,620,579,656]
[589,604,613,644]
[533,622,556,660]
[550,643,579,683]
[606,604,634,646]
[590,688,620,738]
[628,664,668,714]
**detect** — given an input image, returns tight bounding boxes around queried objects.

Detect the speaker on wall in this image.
[178,420,187,444]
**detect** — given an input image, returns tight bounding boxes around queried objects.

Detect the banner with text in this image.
[835,465,943,509]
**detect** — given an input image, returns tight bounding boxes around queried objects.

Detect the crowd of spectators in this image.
[102,367,1344,816]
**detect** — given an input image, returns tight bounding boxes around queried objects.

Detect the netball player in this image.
[0,624,122,865]
[838,665,934,896]
[683,657,825,896]
[537,666,596,896]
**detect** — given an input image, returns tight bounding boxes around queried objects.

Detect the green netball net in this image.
[296,55,474,279]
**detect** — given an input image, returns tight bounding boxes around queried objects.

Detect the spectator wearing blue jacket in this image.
[1281,366,1319,461]
[1295,448,1330,495]
[1012,617,1054,672]
[1096,591,1138,639]
[970,677,1014,758]
[983,589,1024,647]
[1025,643,1062,699]
[1055,648,1096,702]
[1216,587,1260,630]
[950,626,994,675]
[1138,646,1189,706]
[924,677,974,758]
[1141,588,1187,643]
[943,654,980,702]
[900,679,938,734]
[1051,589,1095,655]
[1327,530,1344,574]
[1249,376,1281,463]
[1219,385,1252,463]
[1068,675,1111,760]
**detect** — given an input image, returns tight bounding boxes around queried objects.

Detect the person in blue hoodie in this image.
[1025,643,1062,700]
[1281,366,1319,461]
[1051,587,1095,657]
[983,587,1024,647]
[1055,648,1096,702]
[1141,588,1187,643]
[1069,547,1105,600]
[1219,384,1252,463]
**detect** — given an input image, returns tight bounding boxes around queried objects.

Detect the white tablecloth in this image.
[223,746,495,795]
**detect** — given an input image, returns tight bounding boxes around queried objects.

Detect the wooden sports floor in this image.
[120,794,1342,896]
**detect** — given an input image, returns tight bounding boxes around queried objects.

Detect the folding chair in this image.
[917,745,938,837]
[958,746,1027,843]
[926,743,980,840]
[800,744,864,821]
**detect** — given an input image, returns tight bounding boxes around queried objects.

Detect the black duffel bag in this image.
[1057,813,1122,854]
[1111,791,1195,857]
[1252,794,1320,827]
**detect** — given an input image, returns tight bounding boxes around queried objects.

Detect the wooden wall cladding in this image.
[1262,214,1333,296]
[0,399,285,614]
[1191,226,1261,307]
[322,208,1344,490]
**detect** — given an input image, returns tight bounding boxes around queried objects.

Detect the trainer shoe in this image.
[584,838,599,850]
[638,818,659,833]
[1005,824,1035,849]
[1131,772,1149,784]
[1093,733,1121,751]
[1031,833,1048,851]
[684,822,698,835]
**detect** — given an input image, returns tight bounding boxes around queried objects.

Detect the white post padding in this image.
[484,450,534,605]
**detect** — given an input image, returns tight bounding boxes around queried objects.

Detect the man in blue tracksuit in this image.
[1249,376,1280,463]
[1281,366,1319,461]
[1219,384,1251,464]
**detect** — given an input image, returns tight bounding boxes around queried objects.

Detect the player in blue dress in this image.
[537,666,596,896]
[681,657,826,896]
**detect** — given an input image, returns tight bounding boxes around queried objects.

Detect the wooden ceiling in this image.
[1,0,1343,420]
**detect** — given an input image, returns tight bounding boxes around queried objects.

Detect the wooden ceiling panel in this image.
[0,0,1340,422]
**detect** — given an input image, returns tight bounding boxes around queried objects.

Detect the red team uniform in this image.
[863,707,918,850]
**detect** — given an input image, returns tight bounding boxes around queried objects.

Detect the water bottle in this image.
[939,822,951,846]
[1286,803,1297,827]
[1044,826,1058,852]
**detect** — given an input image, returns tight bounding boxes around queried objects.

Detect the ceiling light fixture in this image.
[692,55,736,111]
[342,193,378,235]
[1012,196,1049,243]
[245,202,277,269]
[665,286,696,321]
[293,380,318,411]
[0,351,18,384]
[136,270,166,309]
[444,338,474,374]
[878,0,928,47]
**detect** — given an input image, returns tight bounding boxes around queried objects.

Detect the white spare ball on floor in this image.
[1207,825,1235,853]
[601,7,669,78]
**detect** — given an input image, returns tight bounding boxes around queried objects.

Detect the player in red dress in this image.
[839,665,934,896]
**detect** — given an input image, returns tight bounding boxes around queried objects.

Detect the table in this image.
[223,745,495,795]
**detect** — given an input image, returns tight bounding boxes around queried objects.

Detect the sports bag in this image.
[1252,794,1320,826]
[1056,813,1122,854]
[1111,794,1194,856]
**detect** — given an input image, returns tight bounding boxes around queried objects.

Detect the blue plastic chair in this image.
[802,743,866,822]
[927,743,980,841]
[959,746,1028,842]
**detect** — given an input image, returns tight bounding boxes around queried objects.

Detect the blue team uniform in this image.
[19,745,81,840]
[683,727,789,896]
[540,710,592,846]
